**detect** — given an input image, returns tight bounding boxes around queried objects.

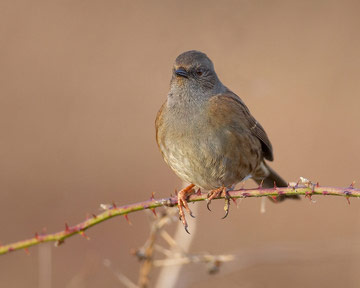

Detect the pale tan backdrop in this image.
[1,1,360,287]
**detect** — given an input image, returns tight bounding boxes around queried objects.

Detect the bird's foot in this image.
[207,187,231,219]
[177,184,195,234]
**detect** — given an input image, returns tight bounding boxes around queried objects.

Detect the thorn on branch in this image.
[2,181,360,256]
[124,214,132,225]
[258,179,264,189]
[346,197,351,205]
[231,197,238,206]
[79,230,90,240]
[344,190,352,205]
[151,209,157,217]
[305,191,312,201]
[349,181,356,189]
[196,188,201,196]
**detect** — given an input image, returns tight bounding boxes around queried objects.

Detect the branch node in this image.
[55,239,64,247]
[241,192,250,198]
[207,259,221,274]
[132,248,147,261]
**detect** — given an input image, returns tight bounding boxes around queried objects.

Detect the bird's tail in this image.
[253,162,300,201]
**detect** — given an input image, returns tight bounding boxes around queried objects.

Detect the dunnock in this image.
[156,50,298,233]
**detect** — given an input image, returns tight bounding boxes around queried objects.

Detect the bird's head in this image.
[170,50,222,95]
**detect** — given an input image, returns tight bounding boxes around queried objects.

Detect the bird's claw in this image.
[222,193,231,219]
[184,224,190,234]
[206,200,212,211]
[207,187,231,219]
[177,184,195,233]
[206,187,222,212]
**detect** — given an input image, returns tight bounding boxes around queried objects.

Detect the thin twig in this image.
[1,183,358,255]
[137,211,171,288]
[104,259,138,288]
[153,254,235,267]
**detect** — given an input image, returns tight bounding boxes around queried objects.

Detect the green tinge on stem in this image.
[0,185,358,256]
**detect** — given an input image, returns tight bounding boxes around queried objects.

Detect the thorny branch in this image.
[0,180,358,256]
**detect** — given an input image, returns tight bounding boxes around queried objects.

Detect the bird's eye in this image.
[196,69,203,76]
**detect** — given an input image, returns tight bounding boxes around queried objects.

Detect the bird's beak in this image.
[175,67,189,78]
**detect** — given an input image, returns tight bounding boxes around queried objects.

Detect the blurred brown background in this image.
[1,0,360,287]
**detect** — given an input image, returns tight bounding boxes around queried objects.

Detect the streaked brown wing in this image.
[209,92,274,161]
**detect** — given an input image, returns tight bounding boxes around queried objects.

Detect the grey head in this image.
[168,51,226,106]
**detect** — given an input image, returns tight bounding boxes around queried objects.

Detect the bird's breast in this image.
[158,113,260,189]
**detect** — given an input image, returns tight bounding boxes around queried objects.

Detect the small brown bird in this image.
[156,50,298,233]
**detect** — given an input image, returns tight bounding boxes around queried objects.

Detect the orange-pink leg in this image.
[177,184,195,234]
[207,187,231,219]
